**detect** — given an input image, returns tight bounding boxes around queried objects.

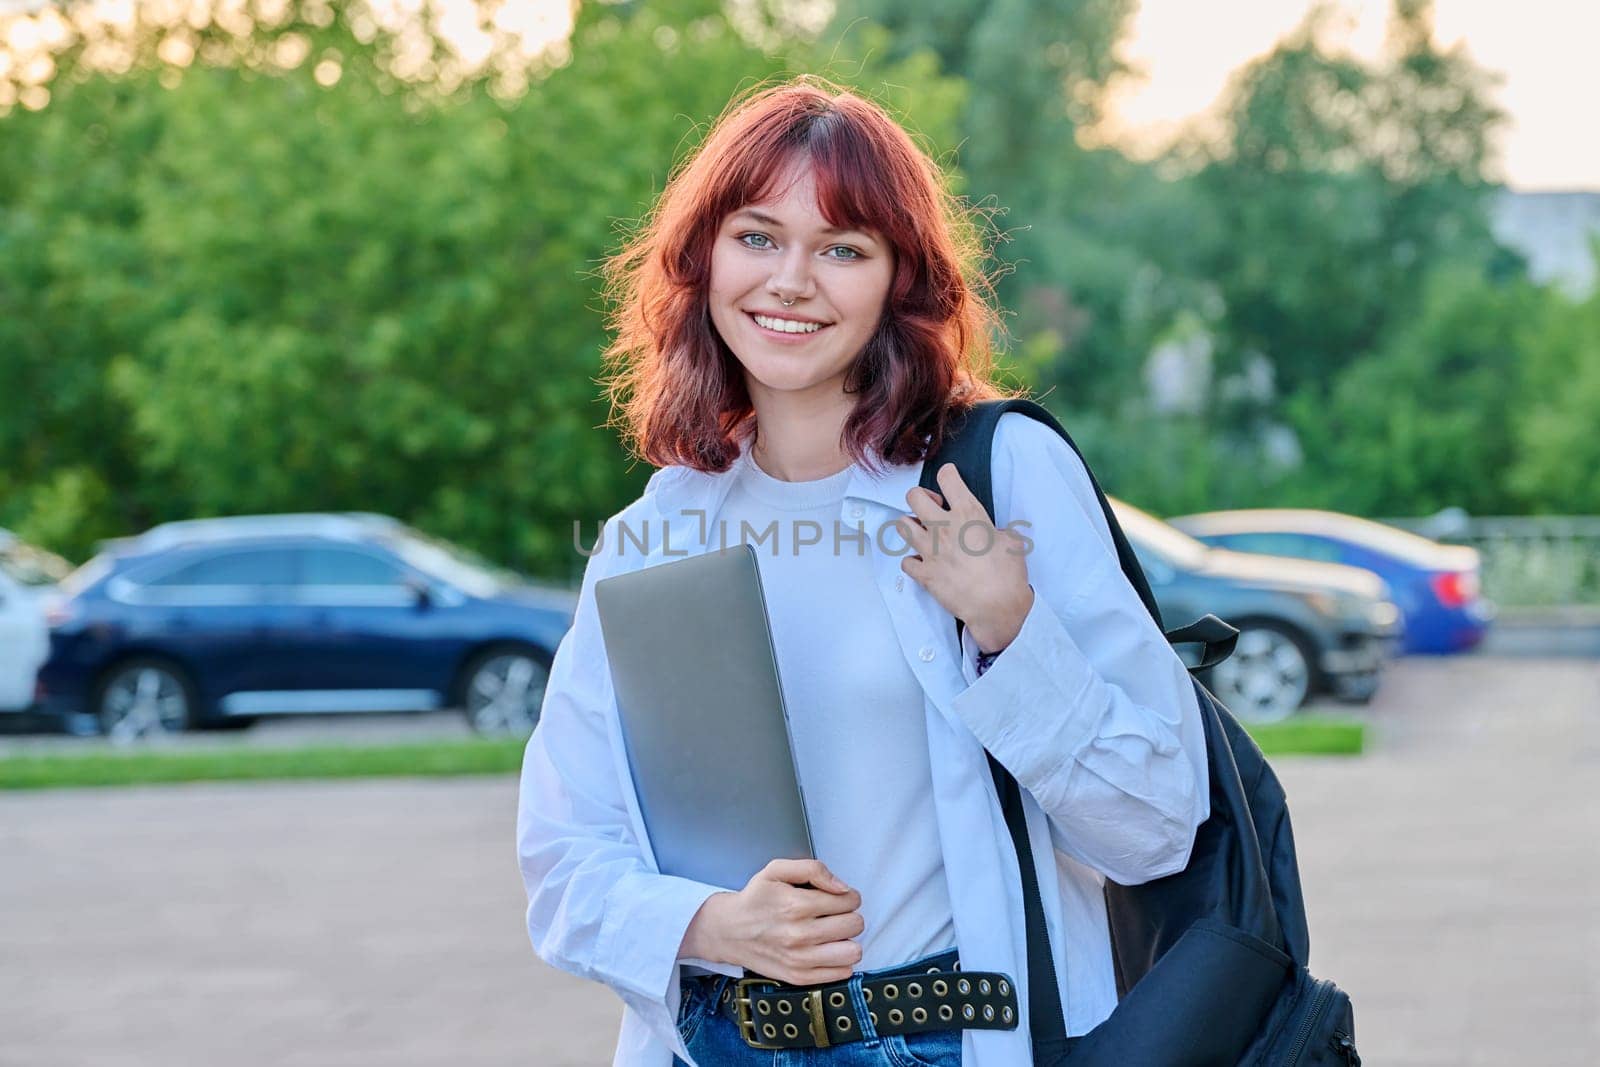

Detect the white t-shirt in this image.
[706,445,958,970]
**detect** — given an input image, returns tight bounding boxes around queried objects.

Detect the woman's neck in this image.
[747,402,854,483]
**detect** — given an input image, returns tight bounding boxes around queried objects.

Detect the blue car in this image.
[1168,509,1494,654]
[36,514,576,742]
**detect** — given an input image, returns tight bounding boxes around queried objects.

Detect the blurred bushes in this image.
[1507,277,1600,507]
[1,0,1595,581]
[836,0,1598,520]
[0,0,962,575]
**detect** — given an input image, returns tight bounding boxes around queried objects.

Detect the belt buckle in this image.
[733,977,785,1050]
[804,989,831,1048]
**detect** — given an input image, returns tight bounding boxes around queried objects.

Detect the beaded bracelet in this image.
[975,648,1002,677]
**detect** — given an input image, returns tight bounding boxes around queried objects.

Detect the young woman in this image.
[516,77,1209,1066]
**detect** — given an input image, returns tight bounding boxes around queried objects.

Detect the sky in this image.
[1099,0,1599,191]
[369,0,1600,192]
[4,0,1591,190]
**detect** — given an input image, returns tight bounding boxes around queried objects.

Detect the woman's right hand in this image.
[679,858,865,985]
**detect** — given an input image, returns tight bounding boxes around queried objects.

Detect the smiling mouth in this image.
[748,312,830,335]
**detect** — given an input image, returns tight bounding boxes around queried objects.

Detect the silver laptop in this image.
[594,543,814,891]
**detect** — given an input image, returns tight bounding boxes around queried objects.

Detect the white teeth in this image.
[752,314,823,334]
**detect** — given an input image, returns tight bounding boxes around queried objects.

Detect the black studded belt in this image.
[710,958,1020,1051]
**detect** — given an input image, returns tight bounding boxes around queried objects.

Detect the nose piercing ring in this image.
[782,298,795,306]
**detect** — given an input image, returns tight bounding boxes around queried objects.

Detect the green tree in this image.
[0,67,174,551]
[1507,272,1600,511]
[825,0,1179,409]
[1191,0,1510,407]
[1282,264,1544,515]
[0,1,963,575]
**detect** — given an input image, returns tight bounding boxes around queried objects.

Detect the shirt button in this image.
[850,504,865,519]
[919,646,936,662]
[894,574,905,592]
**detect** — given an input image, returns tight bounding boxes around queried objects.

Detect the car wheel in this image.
[1205,623,1313,724]
[94,658,196,744]
[460,645,551,738]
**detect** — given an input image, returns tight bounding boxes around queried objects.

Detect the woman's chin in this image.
[744,367,847,398]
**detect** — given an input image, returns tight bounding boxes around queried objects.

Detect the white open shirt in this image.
[516,412,1210,1066]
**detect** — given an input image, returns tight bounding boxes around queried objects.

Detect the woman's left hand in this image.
[896,462,1035,654]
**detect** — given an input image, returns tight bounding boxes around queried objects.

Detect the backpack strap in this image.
[1162,616,1239,672]
[917,397,1240,1059]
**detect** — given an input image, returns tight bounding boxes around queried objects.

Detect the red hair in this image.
[600,76,1022,476]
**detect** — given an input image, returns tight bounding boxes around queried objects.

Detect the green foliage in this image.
[826,0,1154,408]
[1506,279,1600,510]
[1282,264,1543,515]
[0,1,962,576]
[1058,403,1278,518]
[1189,1,1508,402]
[826,0,1541,528]
[0,0,1590,585]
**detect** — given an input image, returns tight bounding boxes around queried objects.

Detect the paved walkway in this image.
[1,656,1594,1065]
[1274,655,1599,1065]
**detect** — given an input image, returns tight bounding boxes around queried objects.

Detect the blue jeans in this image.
[672,948,965,1066]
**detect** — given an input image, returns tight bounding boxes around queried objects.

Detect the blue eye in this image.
[827,246,863,261]
[739,233,773,249]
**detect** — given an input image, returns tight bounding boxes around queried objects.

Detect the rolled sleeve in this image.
[597,874,730,1002]
[953,566,1134,783]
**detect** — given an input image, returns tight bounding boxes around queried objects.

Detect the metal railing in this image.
[1385,512,1600,609]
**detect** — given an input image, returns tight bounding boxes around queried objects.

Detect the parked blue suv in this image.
[36,514,576,742]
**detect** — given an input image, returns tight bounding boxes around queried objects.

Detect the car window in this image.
[146,548,297,586]
[1294,536,1346,563]
[299,547,406,586]
[1215,532,1280,554]
[1109,499,1210,571]
[384,529,514,597]
[1317,515,1453,567]
[1221,532,1343,563]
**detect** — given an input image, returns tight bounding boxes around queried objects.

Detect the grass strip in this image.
[0,738,527,791]
[0,716,1363,791]
[1244,716,1366,756]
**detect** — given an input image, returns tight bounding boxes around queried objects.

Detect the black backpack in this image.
[920,398,1359,1066]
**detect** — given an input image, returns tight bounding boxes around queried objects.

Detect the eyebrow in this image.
[730,209,875,240]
